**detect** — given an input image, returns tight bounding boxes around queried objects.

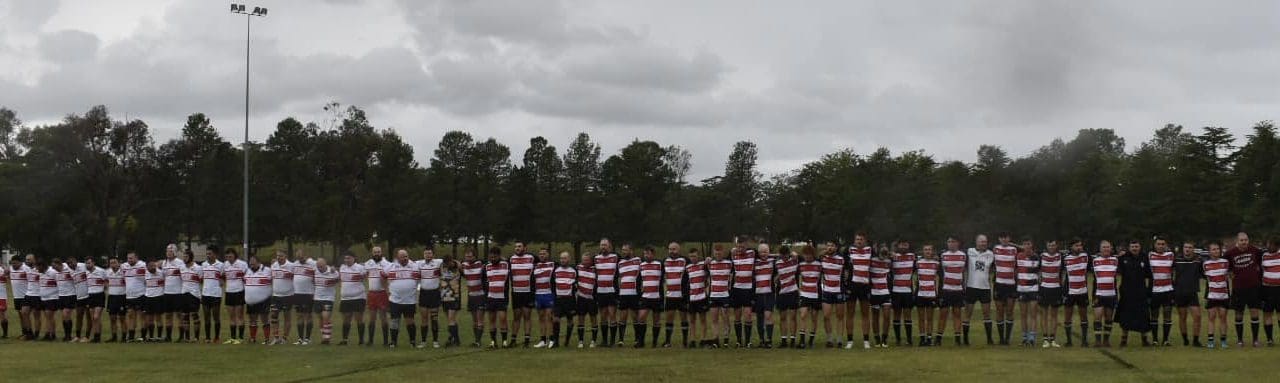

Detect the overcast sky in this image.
[2,0,1277,179]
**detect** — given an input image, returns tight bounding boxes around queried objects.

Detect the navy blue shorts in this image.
[535,293,555,310]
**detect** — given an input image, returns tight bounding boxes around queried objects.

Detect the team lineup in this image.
[1,232,1278,351]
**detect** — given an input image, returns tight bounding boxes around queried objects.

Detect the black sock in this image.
[408,323,418,344]
[577,325,584,342]
[382,324,389,345]
[962,321,971,344]
[1235,320,1244,343]
[1064,322,1073,343]
[652,324,661,346]
[634,323,644,345]
[1251,320,1260,342]
[472,326,481,344]
[904,320,913,343]
[619,321,628,343]
[449,324,459,343]
[765,324,773,343]
[734,321,742,344]
[744,322,753,344]
[663,323,674,344]
[357,324,366,343]
[63,320,72,339]
[1266,324,1275,342]
[1080,323,1089,344]
[993,320,1003,343]
[682,321,690,344]
[1162,320,1172,343]
[893,320,902,343]
[590,326,597,342]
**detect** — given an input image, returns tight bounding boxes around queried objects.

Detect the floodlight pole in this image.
[231,4,266,259]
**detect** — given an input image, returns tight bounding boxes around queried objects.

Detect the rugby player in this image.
[775,245,799,348]
[385,249,420,348]
[992,233,1019,346]
[365,247,391,346]
[818,241,845,348]
[1062,239,1090,347]
[846,233,875,349]
[461,249,485,347]
[575,253,599,348]
[1226,232,1263,347]
[200,249,225,343]
[532,249,557,348]
[686,248,711,348]
[337,252,366,345]
[552,252,578,347]
[1039,240,1064,348]
[223,249,249,344]
[268,249,296,345]
[243,256,272,344]
[890,241,916,346]
[105,258,127,342]
[418,248,444,348]
[1014,238,1039,346]
[483,246,511,348]
[291,249,318,345]
[1091,240,1119,347]
[161,245,186,342]
[938,237,967,346]
[1174,241,1204,347]
[665,243,690,348]
[751,244,773,348]
[869,246,893,347]
[1148,237,1176,346]
[314,258,338,344]
[594,239,620,347]
[796,244,822,348]
[708,245,733,347]
[730,243,756,347]
[1204,242,1230,349]
[638,246,662,347]
[915,244,939,346]
[508,243,535,348]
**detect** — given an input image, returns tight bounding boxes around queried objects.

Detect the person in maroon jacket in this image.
[1225,232,1264,347]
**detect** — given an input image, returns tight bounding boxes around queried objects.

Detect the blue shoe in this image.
[1221,342,1229,349]
[1206,340,1215,348]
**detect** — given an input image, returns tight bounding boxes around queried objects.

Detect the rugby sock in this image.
[995,320,1004,344]
[576,325,584,342]
[1266,324,1274,342]
[472,326,481,344]
[904,320,913,344]
[591,325,598,343]
[500,330,507,345]
[765,324,773,344]
[734,320,743,344]
[322,321,332,341]
[420,326,428,343]
[665,323,675,344]
[249,324,258,340]
[297,323,305,340]
[597,324,606,344]
[381,325,389,345]
[165,325,172,341]
[449,324,459,344]
[744,322,753,344]
[798,332,806,346]
[962,321,971,344]
[1162,320,1172,344]
[407,324,416,344]
[1251,319,1260,342]
[893,320,902,344]
[1080,323,1089,345]
[953,332,960,345]
[62,320,72,339]
[489,329,496,344]
[635,323,646,346]
[1005,320,1015,343]
[757,321,766,342]
[682,322,690,344]
[1103,322,1113,344]
[1235,320,1244,343]
[1064,321,1073,344]
[652,324,661,346]
[1208,333,1215,345]
[983,319,993,344]
[342,323,350,340]
[432,317,440,342]
[611,322,620,345]
[619,321,628,343]
[357,324,365,343]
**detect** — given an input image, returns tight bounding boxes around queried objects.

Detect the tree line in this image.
[0,104,1277,261]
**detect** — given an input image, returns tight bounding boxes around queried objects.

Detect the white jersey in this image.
[182,264,202,297]
[0,266,7,299]
[313,266,338,302]
[144,270,164,298]
[56,266,74,297]
[223,259,249,293]
[339,264,367,301]
[965,248,994,290]
[87,266,107,294]
[72,263,89,299]
[106,267,126,296]
[364,258,390,292]
[243,266,272,305]
[418,258,443,291]
[121,261,146,299]
[200,261,225,297]
[384,260,420,305]
[39,269,59,301]
[161,258,186,295]
[292,258,317,295]
[11,264,32,298]
[271,260,296,297]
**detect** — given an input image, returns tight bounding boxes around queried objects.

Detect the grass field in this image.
[0,305,1276,383]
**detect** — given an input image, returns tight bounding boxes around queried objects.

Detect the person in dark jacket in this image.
[1116,239,1152,347]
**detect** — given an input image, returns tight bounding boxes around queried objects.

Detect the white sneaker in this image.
[577,341,584,349]
[292,338,303,345]
[863,340,872,349]
[433,341,440,348]
[844,341,853,349]
[414,342,426,349]
[301,338,311,346]
[548,340,556,349]
[1050,341,1061,348]
[533,340,547,348]
[1041,340,1050,348]
[488,340,496,348]
[589,340,596,348]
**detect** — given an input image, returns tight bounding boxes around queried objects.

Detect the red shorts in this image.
[366,291,389,310]
[0,299,7,311]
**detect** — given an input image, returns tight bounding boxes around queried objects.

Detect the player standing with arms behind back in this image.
[1062,239,1091,347]
[938,237,967,346]
[1204,242,1230,349]
[1226,232,1264,347]
[1174,241,1204,347]
[964,235,994,345]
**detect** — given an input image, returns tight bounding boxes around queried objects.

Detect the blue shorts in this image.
[535,294,555,310]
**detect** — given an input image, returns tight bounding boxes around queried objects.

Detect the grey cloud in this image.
[38,29,99,62]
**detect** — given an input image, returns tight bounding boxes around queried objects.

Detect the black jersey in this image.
[1173,253,1202,296]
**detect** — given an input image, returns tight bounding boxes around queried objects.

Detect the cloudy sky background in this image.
[1,0,1277,179]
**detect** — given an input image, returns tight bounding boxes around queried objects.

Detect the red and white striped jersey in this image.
[461,261,484,297]
[915,257,939,298]
[941,250,966,292]
[223,260,248,294]
[1261,252,1280,287]
[640,260,663,299]
[87,266,107,294]
[1015,252,1038,293]
[753,258,775,294]
[797,261,821,299]
[1092,256,1118,297]
[339,264,366,301]
[483,261,510,300]
[509,253,535,293]
[1039,252,1063,289]
[593,253,618,294]
[891,253,915,294]
[554,266,577,297]
[243,267,271,305]
[1204,258,1230,300]
[1149,251,1174,293]
[533,261,556,295]
[617,257,641,296]
[1064,253,1090,295]
[575,265,597,299]
[664,257,688,299]
[270,260,295,297]
[384,261,420,305]
[820,254,845,294]
[732,251,755,290]
[870,257,891,296]
[848,246,872,284]
[686,261,708,302]
[364,258,389,292]
[776,257,799,294]
[313,267,338,302]
[708,260,733,298]
[993,244,1018,286]
[200,261,224,298]
[106,268,126,296]
[417,259,442,291]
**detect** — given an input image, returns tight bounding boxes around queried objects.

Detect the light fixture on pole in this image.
[230,4,267,259]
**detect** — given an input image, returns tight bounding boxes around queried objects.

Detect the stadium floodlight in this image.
[230,4,268,260]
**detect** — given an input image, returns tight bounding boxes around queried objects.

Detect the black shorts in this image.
[270,296,291,311]
[107,295,126,315]
[686,299,709,314]
[890,293,913,309]
[419,289,443,309]
[940,291,966,308]
[965,288,991,304]
[776,292,799,310]
[730,289,753,308]
[184,295,201,313]
[665,297,686,312]
[340,299,366,313]
[995,284,1017,300]
[1017,292,1038,302]
[442,300,461,311]
[224,291,246,306]
[618,295,640,310]
[1232,287,1261,311]
[846,283,871,302]
[1093,296,1118,309]
[390,303,416,317]
[709,297,731,308]
[1150,291,1174,309]
[292,294,315,312]
[1261,286,1280,312]
[202,296,222,307]
[467,295,485,312]
[246,301,269,315]
[596,293,618,308]
[870,294,890,307]
[821,292,845,305]
[1173,293,1200,308]
[914,297,937,308]
[641,298,663,312]
[59,295,76,310]
[752,294,775,313]
[75,296,91,308]
[576,298,598,315]
[1206,299,1229,309]
[1063,294,1089,307]
[1038,288,1063,307]
[38,299,55,311]
[555,297,577,317]
[799,296,822,310]
[485,298,508,312]
[165,294,185,313]
[126,297,144,312]
[313,300,334,313]
[87,292,106,308]
[144,296,165,313]
[24,296,41,310]
[510,292,533,309]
